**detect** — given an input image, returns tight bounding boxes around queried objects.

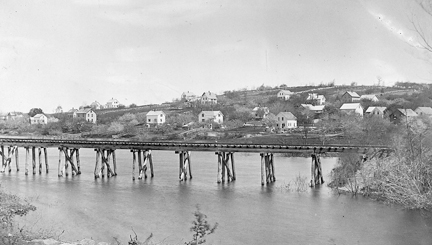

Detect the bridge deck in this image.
[0,137,391,154]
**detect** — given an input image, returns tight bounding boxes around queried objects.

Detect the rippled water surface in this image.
[1,148,432,245]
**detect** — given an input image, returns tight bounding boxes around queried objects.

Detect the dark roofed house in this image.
[341,91,360,103]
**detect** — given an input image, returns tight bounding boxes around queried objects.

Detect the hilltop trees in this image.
[28,108,43,117]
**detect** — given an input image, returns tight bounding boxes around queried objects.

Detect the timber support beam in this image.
[216,152,235,183]
[260,153,275,186]
[176,151,191,181]
[310,153,324,187]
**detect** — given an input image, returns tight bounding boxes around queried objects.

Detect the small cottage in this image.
[341,91,360,103]
[340,103,363,116]
[146,110,166,125]
[277,90,293,100]
[30,114,48,125]
[199,111,223,124]
[276,112,297,129]
[74,108,97,123]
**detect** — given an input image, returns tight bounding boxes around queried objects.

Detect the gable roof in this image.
[32,114,46,118]
[146,110,165,116]
[277,111,297,120]
[202,91,217,99]
[252,107,269,112]
[397,109,418,117]
[340,103,361,110]
[344,91,360,98]
[76,108,94,114]
[278,90,293,95]
[199,111,223,117]
[415,107,432,115]
[182,91,195,96]
[366,106,386,113]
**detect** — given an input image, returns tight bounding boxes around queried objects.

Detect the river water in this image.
[1,148,432,245]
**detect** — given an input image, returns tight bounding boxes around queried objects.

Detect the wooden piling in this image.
[58,148,62,177]
[44,148,48,174]
[137,150,142,179]
[148,150,154,178]
[179,151,183,180]
[15,147,19,172]
[112,150,117,176]
[94,149,100,178]
[38,148,42,174]
[216,152,221,183]
[1,145,5,171]
[25,147,29,175]
[187,151,191,179]
[260,153,265,186]
[32,147,36,175]
[310,154,324,187]
[231,153,236,181]
[132,150,136,181]
[75,148,80,175]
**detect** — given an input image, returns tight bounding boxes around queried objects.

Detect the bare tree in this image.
[412,1,432,53]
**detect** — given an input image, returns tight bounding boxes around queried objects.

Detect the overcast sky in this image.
[0,0,431,113]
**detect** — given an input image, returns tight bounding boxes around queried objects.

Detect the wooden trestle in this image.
[131,149,154,180]
[94,149,117,178]
[0,137,394,186]
[260,153,275,185]
[176,151,191,181]
[310,153,324,187]
[216,152,236,183]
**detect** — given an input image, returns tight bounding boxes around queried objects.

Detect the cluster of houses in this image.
[181,91,218,104]
[2,88,432,131]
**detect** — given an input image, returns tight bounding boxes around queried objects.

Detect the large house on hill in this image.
[106,98,119,108]
[146,111,166,125]
[199,111,223,124]
[181,91,197,102]
[276,111,297,129]
[306,93,326,105]
[30,114,48,125]
[341,91,360,103]
[201,91,217,104]
[277,90,293,100]
[91,101,102,110]
[73,108,97,123]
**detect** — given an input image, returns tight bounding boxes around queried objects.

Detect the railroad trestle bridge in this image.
[0,137,392,186]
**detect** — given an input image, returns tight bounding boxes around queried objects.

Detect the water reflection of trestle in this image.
[0,137,392,186]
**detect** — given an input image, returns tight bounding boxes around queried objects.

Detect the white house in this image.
[365,106,386,117]
[415,107,432,117]
[106,98,119,108]
[181,91,197,102]
[252,107,270,119]
[90,101,102,110]
[30,114,48,125]
[73,108,97,123]
[201,91,217,104]
[307,93,326,105]
[276,112,297,129]
[340,103,363,116]
[360,94,379,102]
[277,90,293,100]
[199,111,223,124]
[146,110,166,125]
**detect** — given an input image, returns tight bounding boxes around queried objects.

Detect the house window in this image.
[202,114,204,117]
[202,119,205,122]
[148,119,151,122]
[160,119,162,122]
[282,117,284,121]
